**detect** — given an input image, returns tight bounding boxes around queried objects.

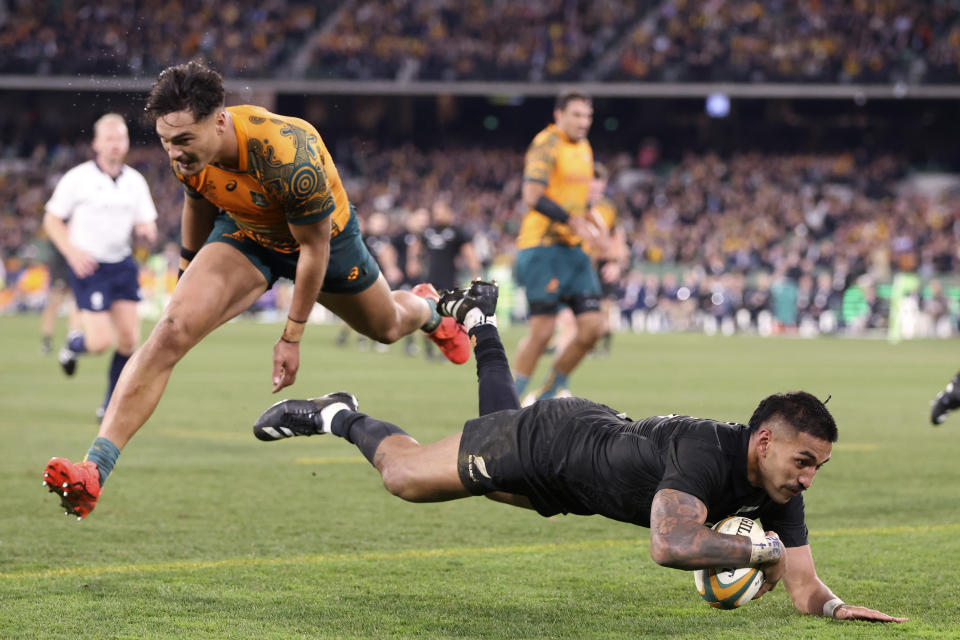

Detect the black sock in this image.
[104,351,131,408]
[331,411,409,464]
[470,324,520,415]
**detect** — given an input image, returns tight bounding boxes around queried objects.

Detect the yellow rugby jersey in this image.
[174,105,350,254]
[517,124,593,249]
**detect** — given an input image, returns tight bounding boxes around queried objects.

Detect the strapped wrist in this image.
[749,535,783,566]
[822,597,845,618]
[282,315,306,342]
[180,247,198,261]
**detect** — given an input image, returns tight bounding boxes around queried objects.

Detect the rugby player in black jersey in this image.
[255,281,906,623]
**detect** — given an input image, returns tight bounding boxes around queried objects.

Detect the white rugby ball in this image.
[693,516,765,609]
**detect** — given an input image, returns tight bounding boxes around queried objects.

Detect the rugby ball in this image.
[693,516,765,609]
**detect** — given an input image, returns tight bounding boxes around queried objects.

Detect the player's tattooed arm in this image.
[648,489,755,570]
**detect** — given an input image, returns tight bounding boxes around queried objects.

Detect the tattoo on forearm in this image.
[651,490,753,569]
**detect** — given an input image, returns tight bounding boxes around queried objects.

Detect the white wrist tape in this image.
[749,535,783,566]
[822,597,845,618]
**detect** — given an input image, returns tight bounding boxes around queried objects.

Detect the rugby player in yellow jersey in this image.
[513,92,607,404]
[41,60,469,519]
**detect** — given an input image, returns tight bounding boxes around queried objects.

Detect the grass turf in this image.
[1,314,958,639]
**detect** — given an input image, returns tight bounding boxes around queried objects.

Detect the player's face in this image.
[155,109,224,176]
[554,99,593,141]
[758,425,832,504]
[432,201,453,225]
[92,121,129,166]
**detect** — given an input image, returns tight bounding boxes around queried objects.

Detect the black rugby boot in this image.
[254,392,359,441]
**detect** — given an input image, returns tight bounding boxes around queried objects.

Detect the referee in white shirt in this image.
[43,113,158,420]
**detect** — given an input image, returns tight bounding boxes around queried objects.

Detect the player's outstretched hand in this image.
[833,604,908,623]
[272,338,300,393]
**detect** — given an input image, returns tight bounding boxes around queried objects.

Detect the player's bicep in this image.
[181,194,218,250]
[288,215,331,248]
[650,488,708,534]
[182,192,219,219]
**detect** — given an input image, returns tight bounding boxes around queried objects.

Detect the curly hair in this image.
[144,60,224,122]
[748,391,838,442]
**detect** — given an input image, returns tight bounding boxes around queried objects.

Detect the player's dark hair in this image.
[555,91,592,112]
[144,60,225,123]
[748,391,838,442]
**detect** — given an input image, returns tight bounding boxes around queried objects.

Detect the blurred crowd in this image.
[306,0,643,81]
[0,0,328,77]
[3,134,958,338]
[615,0,960,84]
[2,0,958,83]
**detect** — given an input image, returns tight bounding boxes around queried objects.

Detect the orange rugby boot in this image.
[42,457,101,519]
[412,282,470,364]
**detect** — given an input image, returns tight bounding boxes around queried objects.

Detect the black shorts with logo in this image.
[457,398,637,520]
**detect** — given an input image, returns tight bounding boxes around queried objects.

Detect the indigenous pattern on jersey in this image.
[458,397,808,547]
[517,124,593,249]
[173,105,350,253]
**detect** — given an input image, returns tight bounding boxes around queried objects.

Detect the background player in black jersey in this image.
[418,197,482,359]
[255,281,906,624]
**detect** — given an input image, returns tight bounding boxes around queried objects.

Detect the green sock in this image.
[420,299,441,333]
[85,437,121,486]
[515,374,530,396]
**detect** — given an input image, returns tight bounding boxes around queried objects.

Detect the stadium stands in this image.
[0,0,332,77]
[1,1,957,336]
[1,1,957,83]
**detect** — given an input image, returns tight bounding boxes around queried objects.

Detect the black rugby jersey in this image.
[422,224,472,290]
[513,398,808,547]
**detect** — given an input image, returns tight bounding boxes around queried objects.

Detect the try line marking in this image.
[3,522,959,581]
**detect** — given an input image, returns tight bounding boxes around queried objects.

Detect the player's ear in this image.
[756,428,772,457]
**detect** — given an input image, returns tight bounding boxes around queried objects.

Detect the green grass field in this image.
[1,313,958,639]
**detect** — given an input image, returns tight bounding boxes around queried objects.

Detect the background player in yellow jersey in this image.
[42,60,469,519]
[513,92,607,403]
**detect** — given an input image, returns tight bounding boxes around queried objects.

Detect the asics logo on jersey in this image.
[225,180,238,191]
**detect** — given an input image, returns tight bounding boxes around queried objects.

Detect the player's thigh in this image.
[108,299,141,352]
[573,309,606,343]
[525,313,558,344]
[160,243,269,344]
[79,309,115,352]
[317,273,398,337]
[399,431,471,498]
